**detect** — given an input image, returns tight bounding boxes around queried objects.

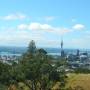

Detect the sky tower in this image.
[61,39,64,57]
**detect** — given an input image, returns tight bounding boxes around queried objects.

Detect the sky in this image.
[0,0,90,49]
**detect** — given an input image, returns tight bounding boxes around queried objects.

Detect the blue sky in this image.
[0,0,90,49]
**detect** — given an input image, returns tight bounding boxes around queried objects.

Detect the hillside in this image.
[66,74,90,90]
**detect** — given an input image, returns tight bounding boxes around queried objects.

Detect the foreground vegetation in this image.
[0,40,67,90]
[0,40,90,90]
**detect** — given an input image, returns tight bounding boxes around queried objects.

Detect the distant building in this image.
[79,52,88,62]
[76,49,80,56]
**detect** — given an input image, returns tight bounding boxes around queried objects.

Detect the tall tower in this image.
[61,39,64,57]
[76,49,80,56]
[61,40,63,49]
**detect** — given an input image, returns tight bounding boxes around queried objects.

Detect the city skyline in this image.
[0,0,90,49]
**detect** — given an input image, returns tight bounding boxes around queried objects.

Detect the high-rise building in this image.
[76,49,80,56]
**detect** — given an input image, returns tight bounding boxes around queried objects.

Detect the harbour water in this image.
[0,46,90,56]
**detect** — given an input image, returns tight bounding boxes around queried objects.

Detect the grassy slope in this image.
[66,74,90,90]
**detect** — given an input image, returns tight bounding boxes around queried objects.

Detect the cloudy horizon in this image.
[0,0,90,49]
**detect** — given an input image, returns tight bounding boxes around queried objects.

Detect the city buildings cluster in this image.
[60,40,90,70]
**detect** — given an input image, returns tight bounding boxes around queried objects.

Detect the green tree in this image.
[27,40,36,56]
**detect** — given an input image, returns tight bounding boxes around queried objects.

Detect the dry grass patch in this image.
[66,74,90,90]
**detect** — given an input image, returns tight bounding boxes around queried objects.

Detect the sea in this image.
[0,46,90,56]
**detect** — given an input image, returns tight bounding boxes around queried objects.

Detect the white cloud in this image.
[0,13,26,20]
[0,23,88,47]
[72,24,85,30]
[53,28,72,35]
[17,22,71,35]
[18,24,28,30]
[1,22,87,47]
[28,23,53,31]
[0,28,44,46]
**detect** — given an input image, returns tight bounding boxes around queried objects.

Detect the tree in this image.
[20,40,37,62]
[36,48,47,60]
[0,62,11,85]
[36,48,47,55]
[27,40,36,55]
[19,40,67,90]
